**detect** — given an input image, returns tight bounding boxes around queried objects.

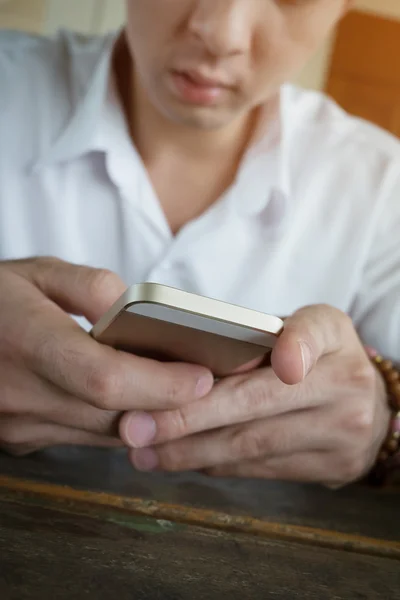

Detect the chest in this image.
[0,155,370,318]
[145,157,238,235]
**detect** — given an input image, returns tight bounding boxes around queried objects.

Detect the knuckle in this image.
[85,366,123,409]
[87,268,118,300]
[0,421,25,447]
[36,256,61,270]
[299,303,346,322]
[230,376,269,414]
[337,452,367,484]
[320,304,351,324]
[300,305,353,347]
[22,325,57,369]
[159,409,190,441]
[348,404,375,438]
[31,256,63,286]
[92,410,120,436]
[336,309,353,328]
[164,377,186,408]
[36,255,60,265]
[36,331,57,367]
[330,309,353,341]
[230,428,266,461]
[349,359,376,392]
[158,446,184,472]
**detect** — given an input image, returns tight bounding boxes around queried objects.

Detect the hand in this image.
[0,257,213,456]
[121,305,391,487]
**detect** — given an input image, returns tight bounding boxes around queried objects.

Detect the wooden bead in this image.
[393,413,400,432]
[379,450,389,462]
[389,382,400,399]
[386,370,400,383]
[389,391,400,411]
[369,351,400,477]
[380,359,393,372]
[385,439,399,453]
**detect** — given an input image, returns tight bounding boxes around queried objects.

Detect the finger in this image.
[204,451,338,485]
[128,408,334,472]
[231,356,266,373]
[271,305,361,385]
[20,313,214,411]
[1,362,121,436]
[1,260,214,412]
[0,415,123,456]
[6,257,127,323]
[36,391,121,437]
[120,367,330,448]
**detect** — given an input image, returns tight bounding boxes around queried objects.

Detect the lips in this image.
[169,68,234,106]
[178,69,234,89]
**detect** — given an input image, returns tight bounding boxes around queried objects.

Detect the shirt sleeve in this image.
[351,158,400,361]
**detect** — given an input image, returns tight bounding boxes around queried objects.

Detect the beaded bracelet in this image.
[366,348,400,485]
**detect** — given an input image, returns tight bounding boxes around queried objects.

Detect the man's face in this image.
[126,0,350,130]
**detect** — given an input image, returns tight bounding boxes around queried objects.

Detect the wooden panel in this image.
[0,447,399,599]
[1,493,399,600]
[0,448,399,544]
[326,10,400,135]
[327,77,400,137]
[328,10,400,86]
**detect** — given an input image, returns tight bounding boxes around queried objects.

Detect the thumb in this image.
[10,257,127,324]
[271,305,356,386]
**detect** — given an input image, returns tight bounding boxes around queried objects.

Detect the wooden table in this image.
[0,448,399,599]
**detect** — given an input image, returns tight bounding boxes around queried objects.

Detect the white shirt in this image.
[1,29,400,359]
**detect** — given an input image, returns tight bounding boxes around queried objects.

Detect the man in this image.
[0,0,399,486]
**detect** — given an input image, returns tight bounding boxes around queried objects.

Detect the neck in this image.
[133,75,256,166]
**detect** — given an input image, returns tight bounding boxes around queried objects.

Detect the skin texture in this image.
[1,0,390,487]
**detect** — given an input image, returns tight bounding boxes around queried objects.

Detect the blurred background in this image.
[0,0,399,136]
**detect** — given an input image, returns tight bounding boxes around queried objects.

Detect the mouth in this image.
[178,69,235,89]
[168,68,235,106]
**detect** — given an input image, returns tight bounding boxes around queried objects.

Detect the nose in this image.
[188,0,251,58]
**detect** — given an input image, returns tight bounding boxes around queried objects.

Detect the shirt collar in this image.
[32,31,117,170]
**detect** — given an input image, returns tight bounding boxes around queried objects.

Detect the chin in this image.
[160,99,239,131]
[145,80,240,130]
[172,110,234,130]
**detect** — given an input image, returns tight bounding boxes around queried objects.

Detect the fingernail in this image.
[299,341,313,379]
[131,448,159,472]
[195,372,214,398]
[125,412,156,448]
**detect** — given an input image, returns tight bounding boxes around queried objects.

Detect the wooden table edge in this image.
[0,474,399,560]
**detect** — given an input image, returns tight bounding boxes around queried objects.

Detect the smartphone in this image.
[91,283,284,377]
